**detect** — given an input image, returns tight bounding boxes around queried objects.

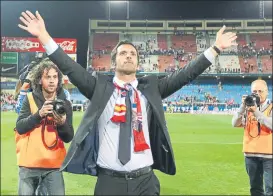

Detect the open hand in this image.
[18,10,47,38]
[214,25,237,51]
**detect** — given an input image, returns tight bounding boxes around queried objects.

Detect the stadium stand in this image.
[219,55,241,73]
[93,33,119,51]
[3,20,272,113]
[249,33,272,50]
[91,55,111,71]
[171,34,197,53]
[238,56,259,73]
[261,55,272,73]
[157,34,168,50]
[158,55,176,72]
[164,79,272,105]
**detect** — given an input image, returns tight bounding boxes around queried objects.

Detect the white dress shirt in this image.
[96,77,154,171]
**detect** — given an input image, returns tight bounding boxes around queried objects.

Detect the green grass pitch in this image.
[1,111,250,195]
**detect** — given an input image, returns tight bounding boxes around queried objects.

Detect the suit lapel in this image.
[137,77,150,95]
[138,78,172,147]
[139,85,152,102]
[100,79,115,113]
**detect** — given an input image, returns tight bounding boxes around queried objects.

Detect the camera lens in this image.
[245,96,254,106]
[55,104,65,115]
[53,100,66,116]
[244,94,260,107]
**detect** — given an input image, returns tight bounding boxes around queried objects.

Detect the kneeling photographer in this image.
[232,79,272,196]
[15,58,74,195]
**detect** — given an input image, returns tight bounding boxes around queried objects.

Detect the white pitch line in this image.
[175,141,242,145]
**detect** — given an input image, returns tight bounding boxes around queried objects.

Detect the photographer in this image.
[15,58,74,195]
[15,59,71,114]
[232,79,272,196]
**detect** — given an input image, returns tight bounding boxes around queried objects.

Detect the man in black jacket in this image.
[18,10,237,195]
[16,58,74,195]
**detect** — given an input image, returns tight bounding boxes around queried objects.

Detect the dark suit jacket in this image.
[48,47,212,176]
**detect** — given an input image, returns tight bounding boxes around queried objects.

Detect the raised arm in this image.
[158,26,237,99]
[18,10,96,99]
[158,50,214,99]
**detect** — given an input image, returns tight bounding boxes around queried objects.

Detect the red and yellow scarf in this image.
[111,78,150,152]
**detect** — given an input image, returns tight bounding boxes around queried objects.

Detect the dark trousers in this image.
[94,168,160,195]
[245,157,273,196]
[18,167,65,195]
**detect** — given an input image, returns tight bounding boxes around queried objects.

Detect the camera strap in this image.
[246,106,262,138]
[257,105,261,135]
[257,122,261,135]
[41,116,59,150]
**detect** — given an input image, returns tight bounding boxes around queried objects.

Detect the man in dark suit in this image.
[19,10,237,195]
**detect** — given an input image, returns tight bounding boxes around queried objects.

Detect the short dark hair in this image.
[111,40,139,67]
[32,57,63,93]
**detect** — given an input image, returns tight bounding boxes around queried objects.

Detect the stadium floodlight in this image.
[108,1,130,20]
[110,1,127,3]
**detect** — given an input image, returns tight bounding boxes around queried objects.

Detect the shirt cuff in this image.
[204,48,216,64]
[43,38,58,55]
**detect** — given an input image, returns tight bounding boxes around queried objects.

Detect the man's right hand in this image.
[39,101,53,118]
[18,10,51,46]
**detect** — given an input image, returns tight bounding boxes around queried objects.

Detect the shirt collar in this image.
[113,76,138,89]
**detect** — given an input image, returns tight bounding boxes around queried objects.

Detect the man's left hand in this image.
[52,111,66,125]
[214,25,237,51]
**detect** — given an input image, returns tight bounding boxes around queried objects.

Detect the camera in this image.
[51,99,66,116]
[244,93,260,107]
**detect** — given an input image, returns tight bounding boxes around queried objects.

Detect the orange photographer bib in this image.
[243,103,272,155]
[15,92,66,168]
